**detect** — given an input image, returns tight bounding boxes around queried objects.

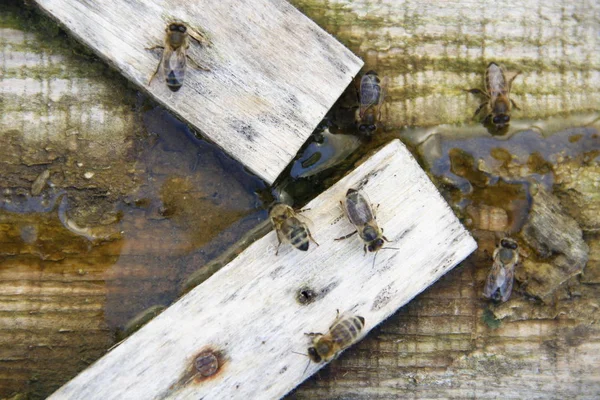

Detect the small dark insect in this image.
[147,22,210,92]
[483,238,519,303]
[356,71,388,135]
[269,203,318,255]
[306,312,365,363]
[466,62,521,130]
[336,189,390,253]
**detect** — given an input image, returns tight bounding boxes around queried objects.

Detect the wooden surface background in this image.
[48,140,476,399]
[1,0,599,399]
[32,0,363,184]
[292,0,600,127]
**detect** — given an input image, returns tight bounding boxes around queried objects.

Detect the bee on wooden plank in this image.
[483,238,519,303]
[269,203,318,255]
[356,71,388,135]
[466,62,521,130]
[336,188,390,254]
[306,312,365,363]
[147,22,210,92]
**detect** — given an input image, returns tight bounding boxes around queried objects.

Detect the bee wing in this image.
[162,46,186,85]
[358,74,382,119]
[498,263,515,303]
[483,259,505,299]
[345,189,375,227]
[374,76,388,121]
[377,76,389,107]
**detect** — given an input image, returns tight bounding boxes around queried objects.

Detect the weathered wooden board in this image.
[49,139,476,400]
[32,0,363,184]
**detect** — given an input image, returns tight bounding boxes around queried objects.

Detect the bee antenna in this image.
[381,247,400,250]
[372,251,377,269]
[302,359,311,376]
[291,351,312,376]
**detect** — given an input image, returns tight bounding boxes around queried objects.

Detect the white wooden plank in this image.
[48,139,477,400]
[32,0,363,184]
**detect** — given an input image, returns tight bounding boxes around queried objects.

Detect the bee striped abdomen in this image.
[288,222,309,251]
[166,71,183,92]
[330,315,365,344]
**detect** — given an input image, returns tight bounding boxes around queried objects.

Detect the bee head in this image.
[367,238,385,252]
[492,114,510,128]
[307,346,322,363]
[358,123,378,134]
[169,23,187,33]
[500,238,518,250]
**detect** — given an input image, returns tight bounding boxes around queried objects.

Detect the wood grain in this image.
[292,0,600,127]
[48,139,476,399]
[31,0,363,184]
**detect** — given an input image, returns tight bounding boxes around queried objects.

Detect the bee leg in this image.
[307,230,319,247]
[510,98,521,111]
[147,63,161,86]
[508,70,522,86]
[464,88,487,96]
[304,332,322,338]
[188,28,212,47]
[329,309,342,329]
[473,102,488,118]
[363,244,367,255]
[383,235,391,242]
[335,230,358,241]
[145,46,164,85]
[274,231,283,256]
[186,56,210,71]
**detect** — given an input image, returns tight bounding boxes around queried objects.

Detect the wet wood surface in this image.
[32,0,363,184]
[48,140,476,399]
[0,11,266,397]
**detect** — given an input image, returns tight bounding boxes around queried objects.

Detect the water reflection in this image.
[104,106,266,330]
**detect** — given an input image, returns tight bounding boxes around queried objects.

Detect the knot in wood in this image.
[194,352,219,377]
[296,287,317,305]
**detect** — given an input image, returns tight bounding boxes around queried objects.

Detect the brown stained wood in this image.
[32,0,363,184]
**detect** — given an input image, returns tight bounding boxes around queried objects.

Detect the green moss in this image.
[449,148,489,188]
[490,147,513,165]
[569,134,584,143]
[482,309,502,329]
[527,152,553,174]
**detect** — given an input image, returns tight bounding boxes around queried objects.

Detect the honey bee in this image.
[466,62,521,130]
[269,203,318,255]
[147,22,210,92]
[306,313,365,363]
[483,238,519,302]
[356,71,388,134]
[336,188,389,254]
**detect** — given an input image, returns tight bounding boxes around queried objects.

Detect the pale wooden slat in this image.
[48,139,476,400]
[32,0,363,184]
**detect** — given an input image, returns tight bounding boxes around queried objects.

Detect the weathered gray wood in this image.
[32,0,363,184]
[49,139,476,400]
